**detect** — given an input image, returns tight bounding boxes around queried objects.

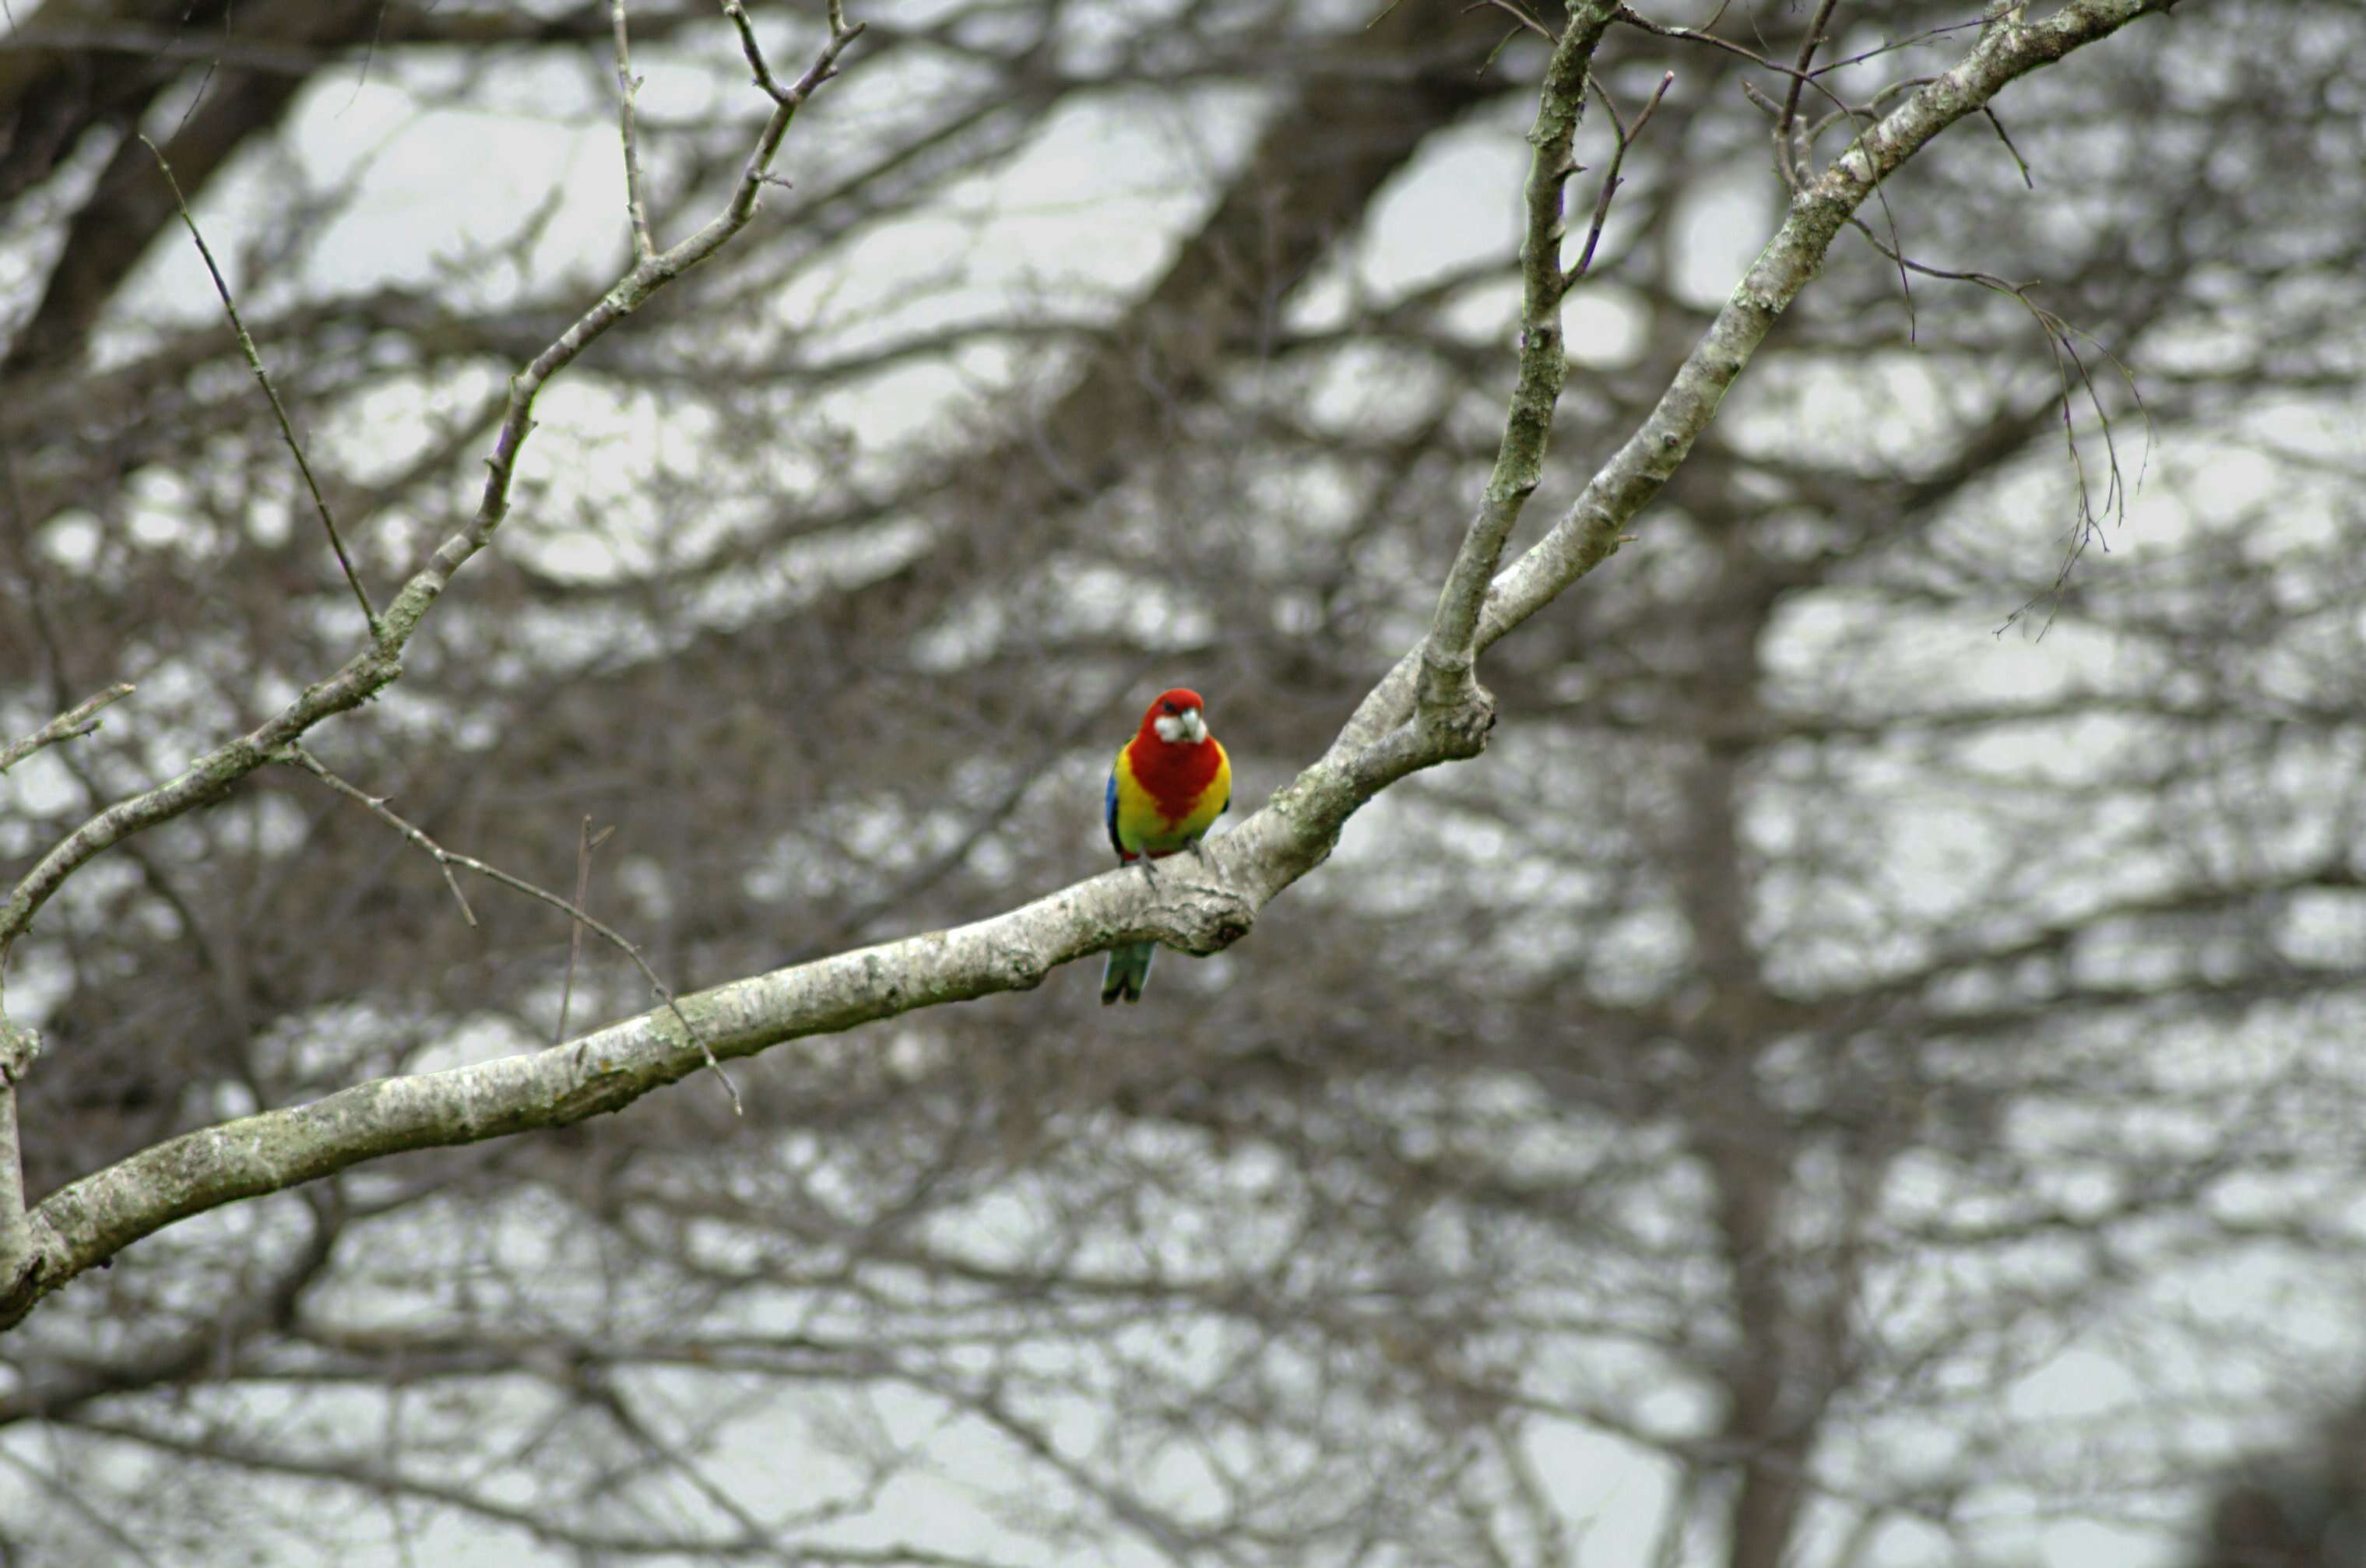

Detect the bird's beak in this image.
[1179,708,1206,743]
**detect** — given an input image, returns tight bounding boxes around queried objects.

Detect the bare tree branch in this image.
[613,0,659,262]
[275,747,740,1115]
[558,817,617,1043]
[1567,67,1675,286]
[0,7,867,969]
[1416,0,1622,718]
[140,138,380,640]
[0,0,866,1307]
[0,683,132,776]
[1774,0,1843,187]
[1342,0,2172,752]
[0,0,2172,1333]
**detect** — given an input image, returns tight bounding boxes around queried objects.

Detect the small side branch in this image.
[0,1014,40,1295]
[142,139,380,642]
[722,0,863,109]
[1983,105,2034,187]
[1566,69,1675,287]
[557,817,616,1043]
[0,684,133,776]
[276,748,742,1116]
[720,0,790,99]
[1615,3,1867,174]
[613,0,657,260]
[1774,0,1842,188]
[1833,216,2152,584]
[1475,0,1557,47]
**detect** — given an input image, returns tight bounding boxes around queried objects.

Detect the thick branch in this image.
[2,696,1473,1327]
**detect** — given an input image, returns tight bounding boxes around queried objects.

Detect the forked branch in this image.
[1567,68,1675,287]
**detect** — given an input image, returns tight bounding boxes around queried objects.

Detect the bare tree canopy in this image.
[8,0,2366,1563]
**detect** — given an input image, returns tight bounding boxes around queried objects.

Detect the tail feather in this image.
[1100,942,1157,1005]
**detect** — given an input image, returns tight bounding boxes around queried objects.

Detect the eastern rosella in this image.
[1102,687,1232,1005]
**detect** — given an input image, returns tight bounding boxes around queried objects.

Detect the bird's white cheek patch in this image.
[1154,710,1206,744]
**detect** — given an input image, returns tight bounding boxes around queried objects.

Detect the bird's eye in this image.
[1162,701,1179,713]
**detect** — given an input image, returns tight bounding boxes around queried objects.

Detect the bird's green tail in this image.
[1101,941,1157,1005]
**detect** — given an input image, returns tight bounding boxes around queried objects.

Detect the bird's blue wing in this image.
[1105,765,1125,859]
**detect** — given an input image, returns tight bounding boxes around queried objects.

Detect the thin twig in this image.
[1567,70,1675,287]
[612,0,658,261]
[1615,5,1812,84]
[1471,0,1557,44]
[1983,104,2034,188]
[140,138,381,642]
[719,0,787,98]
[1775,0,1842,187]
[0,685,135,776]
[557,817,617,1044]
[1713,27,1918,321]
[1806,15,1986,78]
[1622,1,1880,173]
[1478,21,1526,77]
[287,750,479,924]
[1828,73,1939,132]
[1836,213,2150,634]
[277,747,742,1115]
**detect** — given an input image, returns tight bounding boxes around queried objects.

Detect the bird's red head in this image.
[1140,687,1210,745]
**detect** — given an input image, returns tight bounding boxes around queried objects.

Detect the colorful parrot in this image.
[1102,687,1232,1005]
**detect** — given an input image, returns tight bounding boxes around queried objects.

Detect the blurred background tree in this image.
[2189,1391,2366,1568]
[5,0,2364,1563]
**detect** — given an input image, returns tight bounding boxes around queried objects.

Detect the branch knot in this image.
[1125,863,1257,958]
[0,1017,38,1082]
[1422,687,1498,762]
